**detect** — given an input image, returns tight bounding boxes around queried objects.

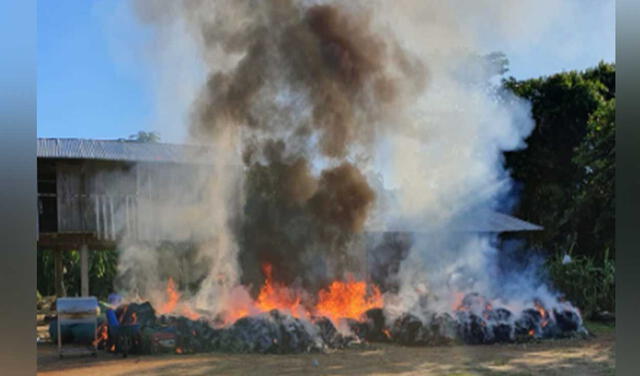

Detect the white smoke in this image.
[356,0,570,321]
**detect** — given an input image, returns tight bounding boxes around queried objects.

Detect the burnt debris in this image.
[99,303,355,355]
[99,295,587,356]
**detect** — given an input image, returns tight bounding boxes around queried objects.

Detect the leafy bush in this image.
[37,248,119,300]
[546,249,615,316]
[89,250,119,299]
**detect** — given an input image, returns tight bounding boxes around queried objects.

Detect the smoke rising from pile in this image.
[118,0,577,323]
[174,0,428,297]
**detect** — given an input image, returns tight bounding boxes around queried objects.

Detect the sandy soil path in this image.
[37,323,614,376]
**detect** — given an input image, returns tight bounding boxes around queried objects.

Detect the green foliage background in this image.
[546,250,615,316]
[37,249,118,300]
[504,62,615,315]
[504,62,615,261]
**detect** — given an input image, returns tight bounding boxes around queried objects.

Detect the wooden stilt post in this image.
[54,250,65,297]
[80,244,89,297]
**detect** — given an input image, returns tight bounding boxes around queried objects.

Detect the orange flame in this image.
[223,308,250,325]
[93,323,108,347]
[453,292,467,311]
[159,277,180,315]
[219,264,384,326]
[181,306,200,321]
[315,278,383,324]
[534,302,549,328]
[528,329,535,336]
[176,347,183,354]
[156,277,202,320]
[256,264,304,317]
[156,264,383,328]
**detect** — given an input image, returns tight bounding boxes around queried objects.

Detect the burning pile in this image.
[98,264,586,356]
[95,303,349,355]
[95,276,371,355]
[389,294,585,346]
[96,297,585,355]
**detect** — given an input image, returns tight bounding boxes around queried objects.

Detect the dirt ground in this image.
[37,322,615,376]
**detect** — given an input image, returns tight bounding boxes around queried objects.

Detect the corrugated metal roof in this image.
[37,138,215,164]
[479,211,543,232]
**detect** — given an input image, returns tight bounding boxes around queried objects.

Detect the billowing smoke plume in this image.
[116,0,577,325]
[173,0,428,297]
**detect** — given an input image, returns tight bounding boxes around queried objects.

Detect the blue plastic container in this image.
[49,318,96,344]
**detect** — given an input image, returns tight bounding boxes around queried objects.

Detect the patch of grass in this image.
[491,358,510,366]
[584,320,615,336]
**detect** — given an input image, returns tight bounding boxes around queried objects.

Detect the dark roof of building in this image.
[37,138,215,164]
[461,211,543,232]
[366,210,543,233]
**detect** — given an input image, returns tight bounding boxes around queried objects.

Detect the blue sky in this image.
[37,1,153,140]
[37,1,615,143]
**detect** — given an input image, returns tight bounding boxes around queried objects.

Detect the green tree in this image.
[503,62,615,259]
[120,131,161,143]
[568,98,615,258]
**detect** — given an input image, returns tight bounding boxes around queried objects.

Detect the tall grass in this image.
[546,249,615,317]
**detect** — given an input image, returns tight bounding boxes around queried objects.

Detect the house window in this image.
[38,160,58,233]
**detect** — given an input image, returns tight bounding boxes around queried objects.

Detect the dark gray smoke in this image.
[167,1,426,296]
[189,2,425,157]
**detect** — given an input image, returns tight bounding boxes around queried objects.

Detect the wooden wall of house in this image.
[46,158,208,242]
[55,159,137,239]
[56,160,83,233]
